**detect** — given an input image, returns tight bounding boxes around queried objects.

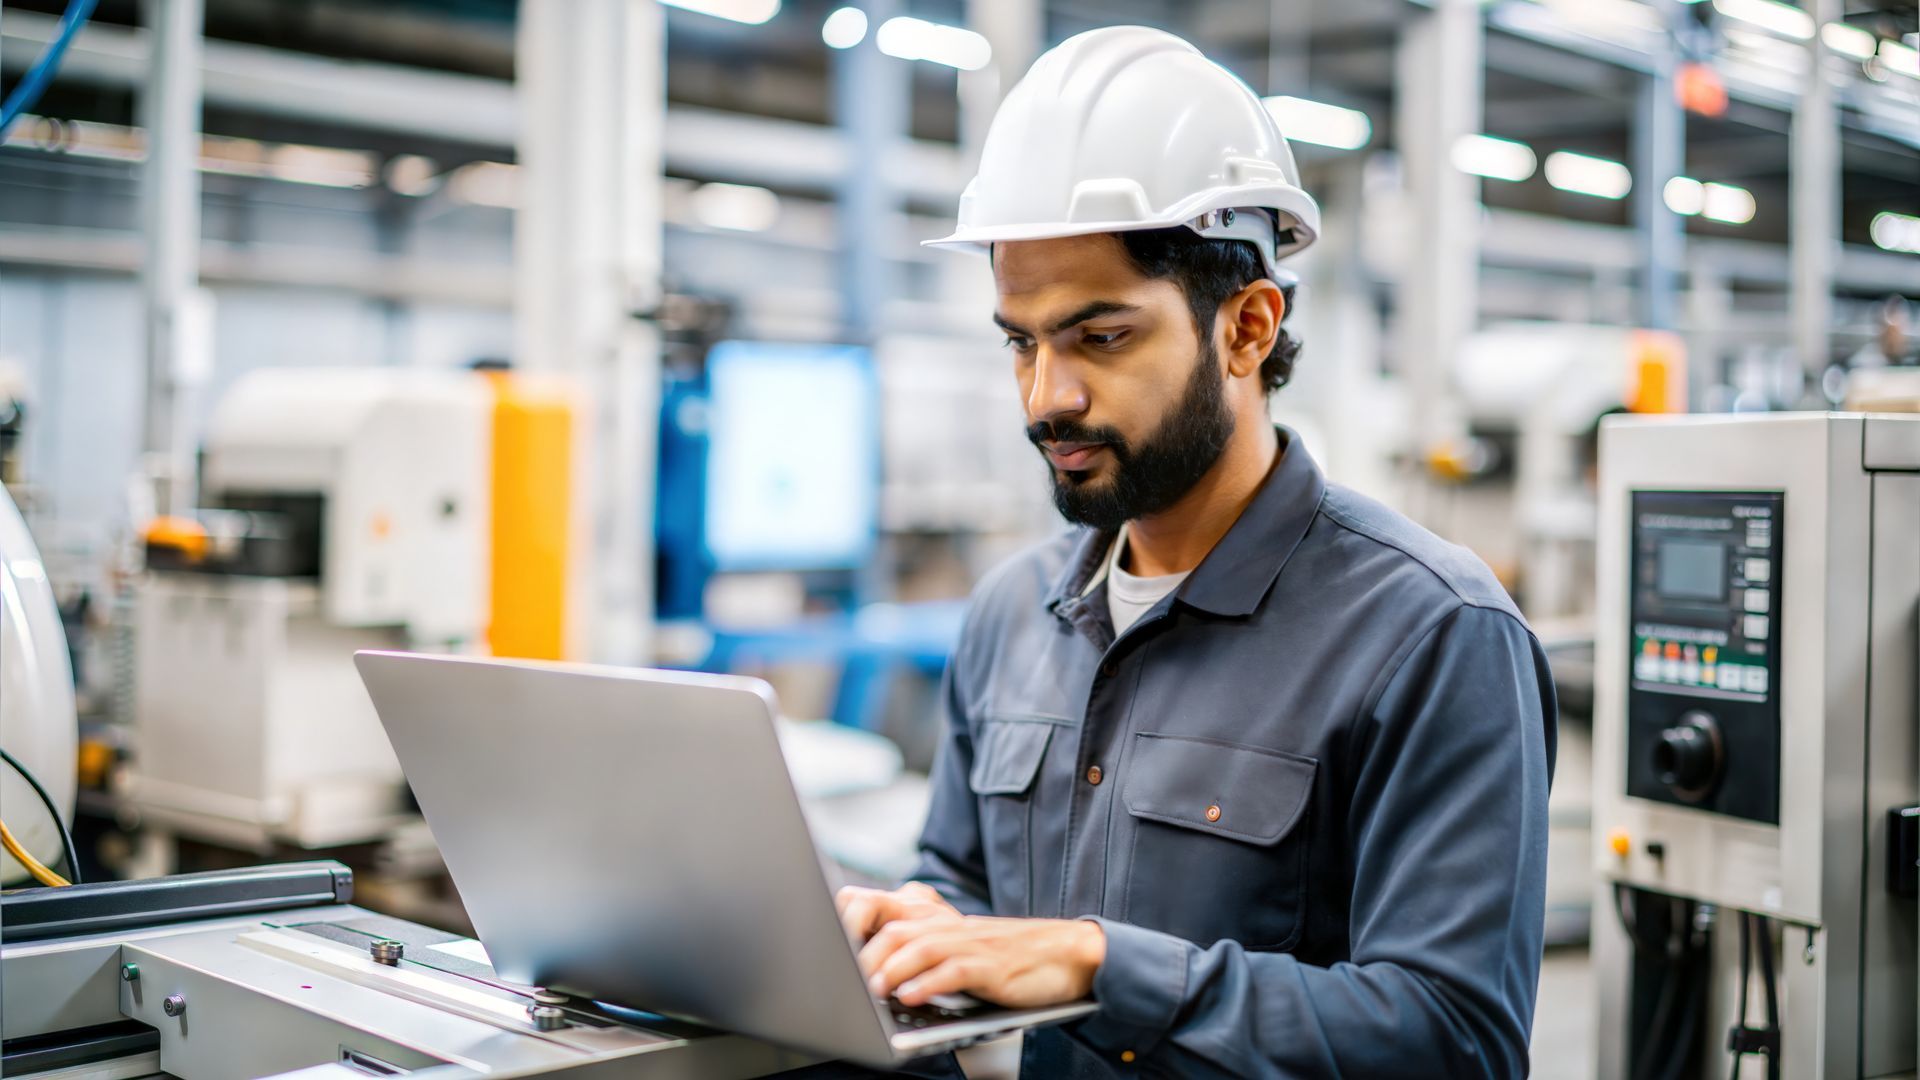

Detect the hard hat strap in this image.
[1183,207,1294,283]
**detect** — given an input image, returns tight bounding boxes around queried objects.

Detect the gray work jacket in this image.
[910,429,1557,1078]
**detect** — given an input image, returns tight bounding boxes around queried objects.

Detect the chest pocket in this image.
[967,718,1054,917]
[1121,732,1316,950]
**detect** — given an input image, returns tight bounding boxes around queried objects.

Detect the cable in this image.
[0,743,82,884]
[0,0,102,141]
[1730,912,1751,1080]
[0,816,70,887]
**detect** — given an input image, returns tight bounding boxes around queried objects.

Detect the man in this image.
[835,26,1556,1078]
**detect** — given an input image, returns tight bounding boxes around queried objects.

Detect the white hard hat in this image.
[926,25,1321,280]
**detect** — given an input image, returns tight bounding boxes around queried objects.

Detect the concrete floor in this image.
[957,947,1598,1078]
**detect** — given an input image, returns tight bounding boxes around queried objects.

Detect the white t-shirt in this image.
[1104,526,1191,635]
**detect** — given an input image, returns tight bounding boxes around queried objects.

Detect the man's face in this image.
[992,234,1236,531]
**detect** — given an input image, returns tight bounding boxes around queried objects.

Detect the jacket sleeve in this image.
[1067,604,1558,1078]
[904,611,995,916]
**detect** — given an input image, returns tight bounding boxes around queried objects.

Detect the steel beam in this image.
[1392,0,1483,494]
[137,0,205,517]
[1791,0,1842,378]
[1633,0,1685,332]
[514,0,663,663]
[832,0,907,340]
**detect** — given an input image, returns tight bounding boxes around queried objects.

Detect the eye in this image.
[1083,330,1127,349]
[1003,335,1035,352]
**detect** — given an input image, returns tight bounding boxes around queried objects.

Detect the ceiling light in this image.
[875,17,991,70]
[447,161,520,209]
[1262,96,1372,150]
[384,154,440,197]
[1880,40,1920,78]
[659,0,781,26]
[822,7,868,49]
[1711,0,1814,41]
[1664,176,1705,215]
[1871,211,1920,254]
[1820,22,1877,60]
[1450,134,1536,181]
[1544,151,1633,199]
[1701,182,1756,224]
[690,182,780,232]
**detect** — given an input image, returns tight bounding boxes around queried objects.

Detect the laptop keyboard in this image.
[888,992,990,1028]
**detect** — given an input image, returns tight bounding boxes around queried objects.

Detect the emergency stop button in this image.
[1608,828,1631,858]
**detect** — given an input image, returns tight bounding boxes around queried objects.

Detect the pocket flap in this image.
[968,720,1054,796]
[1122,733,1316,845]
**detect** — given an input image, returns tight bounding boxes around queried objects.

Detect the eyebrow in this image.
[993,300,1141,337]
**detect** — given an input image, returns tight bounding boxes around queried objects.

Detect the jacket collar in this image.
[1044,426,1326,620]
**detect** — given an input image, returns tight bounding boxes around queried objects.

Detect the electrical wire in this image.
[0,815,70,887]
[0,743,82,885]
[0,0,102,141]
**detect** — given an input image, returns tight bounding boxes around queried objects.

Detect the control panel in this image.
[1625,491,1783,824]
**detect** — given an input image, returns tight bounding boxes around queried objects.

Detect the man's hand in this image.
[857,914,1106,1009]
[835,881,962,942]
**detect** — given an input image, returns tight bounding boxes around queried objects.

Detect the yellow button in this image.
[1121,1050,1137,1063]
[1608,828,1631,858]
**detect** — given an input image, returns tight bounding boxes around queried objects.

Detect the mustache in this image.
[1026,419,1128,455]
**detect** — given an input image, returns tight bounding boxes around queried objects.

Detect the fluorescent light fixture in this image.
[1451,134,1536,181]
[1881,40,1920,78]
[1543,0,1662,33]
[659,0,781,25]
[1871,211,1920,254]
[1711,0,1814,41]
[822,6,867,49]
[689,181,780,231]
[1664,176,1705,215]
[1702,182,1756,224]
[1262,96,1372,150]
[384,154,440,197]
[1544,151,1632,199]
[875,17,991,70]
[447,161,520,209]
[1821,22,1877,59]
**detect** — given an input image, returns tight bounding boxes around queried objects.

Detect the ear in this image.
[1219,280,1285,380]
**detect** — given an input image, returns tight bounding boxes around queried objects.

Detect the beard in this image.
[1027,341,1237,532]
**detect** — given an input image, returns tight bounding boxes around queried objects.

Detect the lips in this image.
[1044,441,1106,471]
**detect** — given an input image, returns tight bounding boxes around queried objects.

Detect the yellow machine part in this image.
[1627,330,1687,414]
[484,372,575,661]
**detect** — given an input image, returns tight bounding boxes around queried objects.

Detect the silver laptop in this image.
[354,650,1095,1066]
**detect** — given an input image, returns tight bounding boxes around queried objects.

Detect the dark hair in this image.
[1116,228,1300,394]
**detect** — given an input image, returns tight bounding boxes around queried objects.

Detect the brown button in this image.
[1100,661,1117,677]
[1121,1050,1137,1063]
[1086,765,1103,786]
[1205,804,1222,823]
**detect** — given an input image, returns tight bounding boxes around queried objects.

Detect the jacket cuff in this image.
[1069,917,1191,1061]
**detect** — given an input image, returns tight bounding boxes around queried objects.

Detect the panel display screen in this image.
[1656,539,1727,601]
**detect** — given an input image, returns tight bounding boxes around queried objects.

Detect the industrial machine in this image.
[122,368,495,853]
[1592,413,1920,1079]
[1,863,815,1078]
[1,480,79,887]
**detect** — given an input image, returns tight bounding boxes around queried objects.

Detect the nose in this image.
[1026,346,1089,425]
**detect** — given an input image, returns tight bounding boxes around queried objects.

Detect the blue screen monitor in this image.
[703,341,879,572]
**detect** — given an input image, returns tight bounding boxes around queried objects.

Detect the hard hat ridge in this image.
[927,25,1321,279]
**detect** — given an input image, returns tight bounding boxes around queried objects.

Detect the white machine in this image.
[122,368,492,852]
[0,481,79,886]
[1592,413,1920,1079]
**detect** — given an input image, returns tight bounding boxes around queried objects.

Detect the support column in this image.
[515,0,664,664]
[1391,0,1482,505]
[1635,0,1685,332]
[833,0,907,341]
[138,0,205,517]
[1790,0,1841,378]
[960,0,1043,162]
